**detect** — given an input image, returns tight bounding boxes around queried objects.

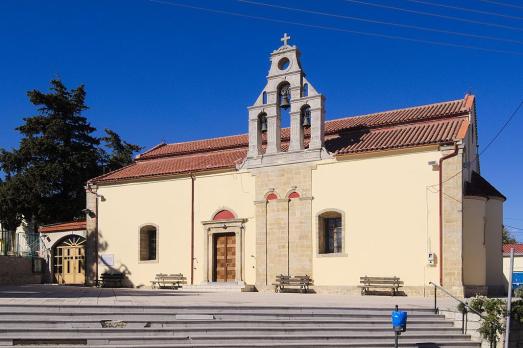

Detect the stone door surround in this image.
[202,218,246,283]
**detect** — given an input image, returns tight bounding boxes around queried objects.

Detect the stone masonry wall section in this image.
[254,163,314,291]
[0,256,42,285]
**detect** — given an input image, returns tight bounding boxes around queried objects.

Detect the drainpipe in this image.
[438,144,459,286]
[287,198,291,276]
[265,199,268,286]
[95,194,99,286]
[190,173,195,285]
[86,184,100,287]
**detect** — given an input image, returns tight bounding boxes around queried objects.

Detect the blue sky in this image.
[0,1,522,237]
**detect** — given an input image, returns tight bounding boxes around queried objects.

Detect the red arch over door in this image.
[213,210,236,221]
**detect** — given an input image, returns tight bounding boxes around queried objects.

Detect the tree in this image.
[0,79,141,230]
[503,227,517,245]
[100,129,142,173]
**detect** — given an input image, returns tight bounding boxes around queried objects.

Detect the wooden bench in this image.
[273,274,313,293]
[100,272,125,288]
[150,273,187,289]
[359,276,403,296]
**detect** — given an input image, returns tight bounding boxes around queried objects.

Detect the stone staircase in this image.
[0,304,481,347]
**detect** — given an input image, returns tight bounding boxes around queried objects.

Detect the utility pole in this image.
[505,247,514,348]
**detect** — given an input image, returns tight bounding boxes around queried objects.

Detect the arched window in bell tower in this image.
[301,105,311,129]
[262,91,267,105]
[258,112,268,133]
[302,83,309,97]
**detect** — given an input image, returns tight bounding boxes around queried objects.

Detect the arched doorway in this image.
[53,235,86,285]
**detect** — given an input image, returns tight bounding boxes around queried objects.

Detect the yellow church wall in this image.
[192,171,256,285]
[485,198,504,291]
[462,196,487,287]
[96,170,257,287]
[96,178,193,288]
[311,148,442,293]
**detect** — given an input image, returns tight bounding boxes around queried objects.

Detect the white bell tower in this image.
[244,34,328,168]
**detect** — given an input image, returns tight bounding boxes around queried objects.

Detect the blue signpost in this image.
[392,305,408,348]
[512,271,523,290]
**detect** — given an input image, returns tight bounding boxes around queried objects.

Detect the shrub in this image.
[468,295,505,347]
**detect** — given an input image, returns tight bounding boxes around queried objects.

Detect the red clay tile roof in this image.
[39,221,86,233]
[92,96,473,184]
[503,244,523,255]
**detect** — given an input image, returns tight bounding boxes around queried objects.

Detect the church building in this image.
[85,35,505,297]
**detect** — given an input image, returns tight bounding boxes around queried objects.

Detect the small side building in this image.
[39,221,87,285]
[503,244,523,292]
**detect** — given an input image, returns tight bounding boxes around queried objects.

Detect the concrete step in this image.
[0,304,437,315]
[0,314,447,323]
[0,341,481,348]
[0,326,464,336]
[0,304,479,347]
[0,318,454,329]
[0,332,478,346]
[0,306,443,318]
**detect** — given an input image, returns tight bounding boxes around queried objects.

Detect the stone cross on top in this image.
[281,33,291,46]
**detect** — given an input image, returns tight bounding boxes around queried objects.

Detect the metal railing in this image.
[429,282,485,334]
[0,230,40,257]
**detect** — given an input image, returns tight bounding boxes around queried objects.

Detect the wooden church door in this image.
[214,233,236,282]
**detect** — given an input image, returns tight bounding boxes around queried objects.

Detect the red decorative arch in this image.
[212,209,236,221]
[266,193,278,201]
[288,191,300,199]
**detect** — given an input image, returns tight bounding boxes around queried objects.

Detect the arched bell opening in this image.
[302,83,309,97]
[258,112,268,134]
[52,234,86,285]
[277,81,292,130]
[301,104,311,129]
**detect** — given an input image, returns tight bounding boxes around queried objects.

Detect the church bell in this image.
[260,114,268,133]
[280,86,291,110]
[302,108,311,128]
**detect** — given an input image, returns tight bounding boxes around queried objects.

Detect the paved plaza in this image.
[0,284,456,310]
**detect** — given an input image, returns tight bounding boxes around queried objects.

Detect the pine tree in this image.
[0,79,141,229]
[101,129,142,173]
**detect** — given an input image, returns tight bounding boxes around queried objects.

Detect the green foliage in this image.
[0,79,141,229]
[457,302,467,314]
[100,129,142,173]
[515,286,523,299]
[511,299,523,323]
[503,227,517,244]
[469,295,506,346]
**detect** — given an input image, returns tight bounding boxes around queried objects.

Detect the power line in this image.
[344,0,523,32]
[404,0,523,21]
[429,99,523,188]
[479,0,523,11]
[506,225,523,231]
[148,0,523,56]
[238,0,523,45]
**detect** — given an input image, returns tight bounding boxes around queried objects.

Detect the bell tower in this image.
[244,34,328,168]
